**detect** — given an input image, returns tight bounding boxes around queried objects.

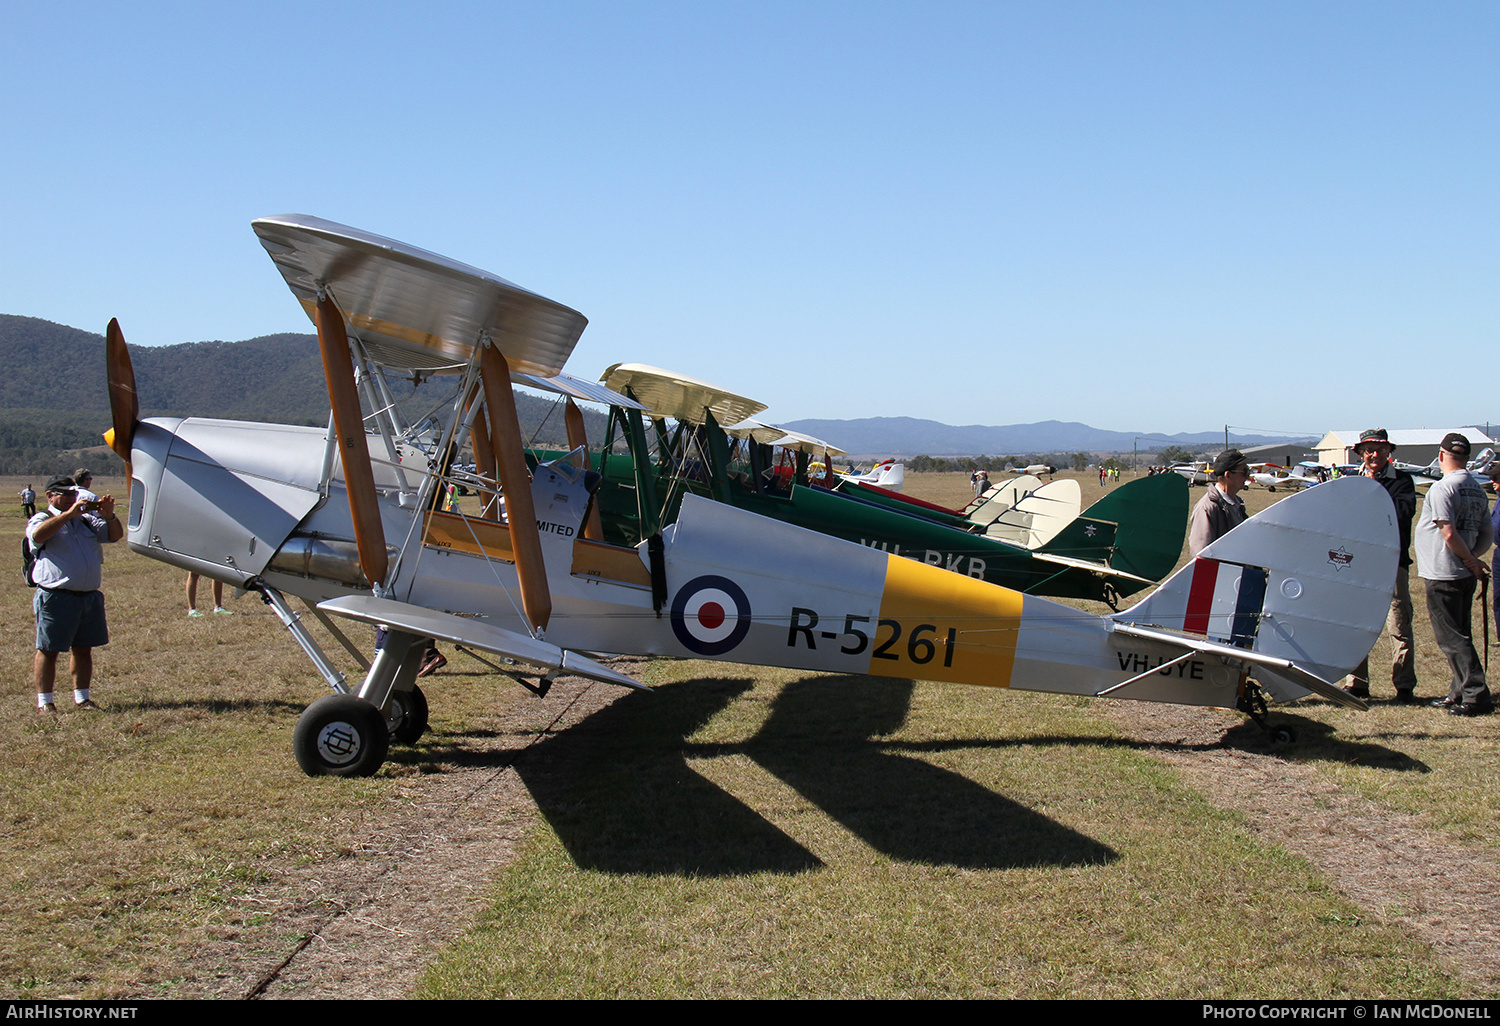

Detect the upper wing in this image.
[253,214,588,378]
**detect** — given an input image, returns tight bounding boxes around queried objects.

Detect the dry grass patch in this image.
[0,475,523,996]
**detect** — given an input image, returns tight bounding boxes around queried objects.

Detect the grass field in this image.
[2,470,1498,998]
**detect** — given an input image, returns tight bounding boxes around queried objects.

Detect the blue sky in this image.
[4,1,1495,436]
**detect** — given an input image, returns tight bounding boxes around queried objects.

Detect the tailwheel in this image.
[384,684,429,745]
[293,694,390,777]
[1236,678,1295,745]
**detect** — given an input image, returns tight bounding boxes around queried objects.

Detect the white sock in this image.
[38,692,53,709]
[74,688,89,704]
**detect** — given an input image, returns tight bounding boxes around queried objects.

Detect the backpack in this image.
[22,536,37,588]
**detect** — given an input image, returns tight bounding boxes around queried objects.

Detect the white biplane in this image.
[105,215,1395,777]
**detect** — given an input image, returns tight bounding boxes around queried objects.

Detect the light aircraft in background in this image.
[1169,461,1213,485]
[1248,462,1322,492]
[839,458,905,492]
[104,215,1394,777]
[1396,448,1495,487]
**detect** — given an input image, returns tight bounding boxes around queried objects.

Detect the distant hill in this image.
[780,415,1309,459]
[0,314,1307,474]
[0,315,605,474]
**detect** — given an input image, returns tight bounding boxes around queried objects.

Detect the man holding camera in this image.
[26,475,123,714]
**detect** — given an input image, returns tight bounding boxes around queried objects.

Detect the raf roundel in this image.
[670,575,753,656]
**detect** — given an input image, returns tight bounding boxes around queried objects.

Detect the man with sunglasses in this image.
[25,475,123,714]
[1187,449,1251,559]
[1345,429,1419,702]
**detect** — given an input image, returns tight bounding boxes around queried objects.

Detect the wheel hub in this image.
[317,720,362,765]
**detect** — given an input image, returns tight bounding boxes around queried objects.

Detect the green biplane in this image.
[565,364,1188,606]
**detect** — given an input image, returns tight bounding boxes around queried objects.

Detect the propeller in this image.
[104,318,139,462]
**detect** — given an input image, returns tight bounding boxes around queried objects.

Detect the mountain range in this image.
[777,416,1300,458]
[0,314,1302,472]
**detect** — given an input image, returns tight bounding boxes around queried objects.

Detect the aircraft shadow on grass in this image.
[511,675,1118,877]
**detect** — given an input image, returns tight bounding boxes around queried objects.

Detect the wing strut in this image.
[564,398,605,540]
[466,392,499,519]
[480,342,552,632]
[316,293,389,587]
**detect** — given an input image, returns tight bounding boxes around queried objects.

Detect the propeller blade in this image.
[105,318,139,461]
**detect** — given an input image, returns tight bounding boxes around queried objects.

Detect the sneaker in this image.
[416,652,448,678]
[1448,701,1495,717]
[1392,690,1420,705]
[1342,684,1371,699]
[212,606,233,615]
[75,699,101,712]
[187,609,204,618]
[1430,696,1459,709]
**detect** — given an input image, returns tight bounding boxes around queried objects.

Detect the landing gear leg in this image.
[1236,676,1297,745]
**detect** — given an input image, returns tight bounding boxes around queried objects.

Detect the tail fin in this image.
[1039,472,1189,581]
[1117,477,1398,701]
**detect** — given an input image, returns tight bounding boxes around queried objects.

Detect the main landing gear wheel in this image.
[384,685,429,744]
[1270,725,1297,745]
[293,694,390,777]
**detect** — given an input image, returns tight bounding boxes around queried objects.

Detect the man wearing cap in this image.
[72,469,98,504]
[1346,429,1419,702]
[26,476,123,714]
[1414,433,1494,716]
[1187,449,1251,559]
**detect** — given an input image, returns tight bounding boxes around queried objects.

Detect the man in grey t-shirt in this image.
[1414,433,1494,715]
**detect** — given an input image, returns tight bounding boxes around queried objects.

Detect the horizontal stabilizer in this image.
[317,595,646,691]
[1030,550,1154,586]
[1110,622,1368,710]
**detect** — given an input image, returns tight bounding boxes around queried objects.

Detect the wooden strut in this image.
[564,398,605,540]
[315,295,388,588]
[480,344,552,632]
[466,392,499,519]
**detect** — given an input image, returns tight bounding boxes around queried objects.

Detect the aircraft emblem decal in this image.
[671,575,753,655]
[1326,547,1354,570]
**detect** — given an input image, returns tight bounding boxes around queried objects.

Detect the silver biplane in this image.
[105,216,1396,777]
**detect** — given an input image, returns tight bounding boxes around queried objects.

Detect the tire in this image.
[293,694,390,777]
[1270,725,1296,745]
[385,684,429,744]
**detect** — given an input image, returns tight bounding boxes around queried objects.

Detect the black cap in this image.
[1212,449,1248,476]
[44,476,76,494]
[1440,433,1471,457]
[1355,428,1394,452]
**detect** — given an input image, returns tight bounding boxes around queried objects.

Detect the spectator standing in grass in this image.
[1414,433,1493,716]
[26,476,123,714]
[72,469,99,504]
[185,572,232,617]
[1187,450,1251,559]
[19,484,35,516]
[1344,429,1419,703]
